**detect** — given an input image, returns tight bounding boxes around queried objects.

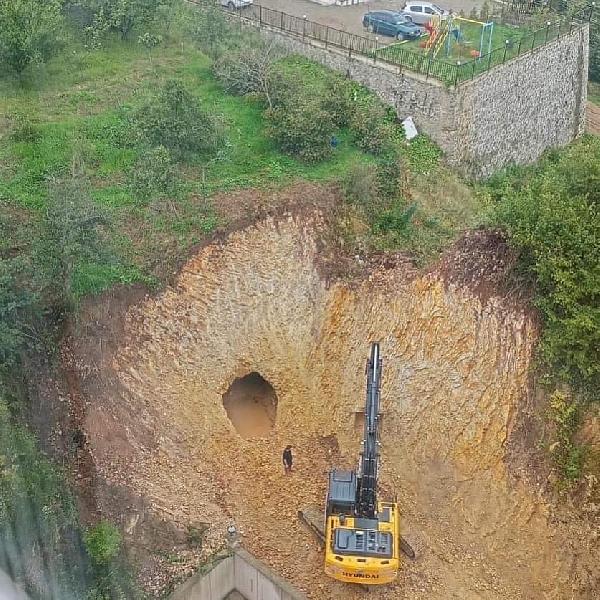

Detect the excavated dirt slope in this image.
[73,204,598,599]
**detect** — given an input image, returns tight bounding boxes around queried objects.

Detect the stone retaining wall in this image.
[249,21,589,177]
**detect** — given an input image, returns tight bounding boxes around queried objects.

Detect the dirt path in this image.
[587,101,600,135]
[72,198,599,598]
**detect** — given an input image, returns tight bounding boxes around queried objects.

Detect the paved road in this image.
[256,0,484,36]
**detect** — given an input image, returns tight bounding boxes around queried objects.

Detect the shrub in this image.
[0,0,64,75]
[266,99,335,163]
[77,0,171,42]
[38,177,113,309]
[187,0,232,59]
[405,135,442,175]
[137,32,163,50]
[213,40,285,108]
[129,146,179,200]
[375,153,404,200]
[342,163,379,209]
[84,521,122,566]
[373,200,417,239]
[0,256,39,369]
[132,80,224,161]
[321,77,357,128]
[493,137,600,390]
[10,114,42,143]
[350,99,397,156]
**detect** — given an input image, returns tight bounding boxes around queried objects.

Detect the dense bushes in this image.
[129,145,179,199]
[132,79,224,161]
[73,0,175,44]
[0,0,64,75]
[491,136,600,391]
[266,100,335,163]
[212,42,405,164]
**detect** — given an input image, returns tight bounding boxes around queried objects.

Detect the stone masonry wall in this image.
[457,25,589,177]
[248,21,589,178]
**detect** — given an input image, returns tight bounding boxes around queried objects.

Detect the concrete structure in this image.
[170,550,307,600]
[0,570,29,600]
[243,17,589,178]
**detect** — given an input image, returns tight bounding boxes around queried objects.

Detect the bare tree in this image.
[213,40,286,109]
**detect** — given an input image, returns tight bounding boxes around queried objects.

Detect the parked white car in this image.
[220,0,253,9]
[401,2,449,25]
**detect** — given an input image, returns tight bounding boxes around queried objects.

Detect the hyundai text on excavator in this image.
[299,343,412,587]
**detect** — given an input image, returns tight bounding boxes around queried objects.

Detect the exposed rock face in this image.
[80,211,598,598]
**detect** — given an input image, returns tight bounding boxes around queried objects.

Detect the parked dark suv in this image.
[362,10,424,40]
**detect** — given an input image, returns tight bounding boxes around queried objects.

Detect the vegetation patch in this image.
[490,136,600,394]
[546,390,583,484]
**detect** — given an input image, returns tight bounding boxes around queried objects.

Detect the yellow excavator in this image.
[299,343,413,586]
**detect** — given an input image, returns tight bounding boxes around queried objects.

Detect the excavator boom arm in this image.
[357,342,382,518]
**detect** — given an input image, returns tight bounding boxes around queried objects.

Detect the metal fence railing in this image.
[191,1,595,86]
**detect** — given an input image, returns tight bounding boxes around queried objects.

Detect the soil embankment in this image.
[65,192,599,598]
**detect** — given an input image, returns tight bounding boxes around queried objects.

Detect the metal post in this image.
[503,39,508,63]
[471,60,475,79]
[426,57,432,79]
[374,36,378,63]
[325,25,329,48]
[454,62,459,87]
[545,21,550,43]
[303,15,307,40]
[487,49,492,71]
[517,36,522,56]
[531,30,536,51]
[280,10,284,30]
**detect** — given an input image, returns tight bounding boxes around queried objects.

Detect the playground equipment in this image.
[424,14,494,60]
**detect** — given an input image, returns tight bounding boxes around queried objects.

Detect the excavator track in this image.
[298,508,325,548]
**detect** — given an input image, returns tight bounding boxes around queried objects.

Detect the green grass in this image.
[0,37,375,296]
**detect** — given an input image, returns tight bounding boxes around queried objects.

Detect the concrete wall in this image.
[170,555,235,600]
[246,20,589,178]
[169,550,306,600]
[233,549,306,600]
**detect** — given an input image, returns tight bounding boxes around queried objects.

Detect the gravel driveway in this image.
[255,0,484,36]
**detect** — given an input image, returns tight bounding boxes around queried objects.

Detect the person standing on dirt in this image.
[282,445,293,474]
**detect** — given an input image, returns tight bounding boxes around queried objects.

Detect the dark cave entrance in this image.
[222,372,278,438]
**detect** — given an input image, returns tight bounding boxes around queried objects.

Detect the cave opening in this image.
[222,372,278,438]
